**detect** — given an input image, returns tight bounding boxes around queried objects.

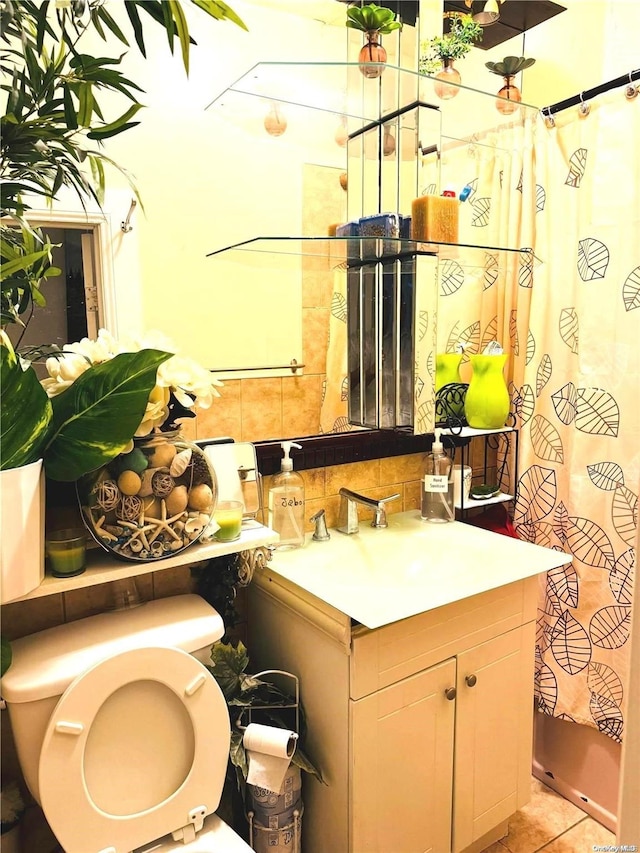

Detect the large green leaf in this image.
[43,349,171,481]
[0,336,53,470]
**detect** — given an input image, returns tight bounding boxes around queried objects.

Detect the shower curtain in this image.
[521,93,639,740]
[435,89,638,742]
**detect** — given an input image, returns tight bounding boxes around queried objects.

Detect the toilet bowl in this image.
[1,594,253,853]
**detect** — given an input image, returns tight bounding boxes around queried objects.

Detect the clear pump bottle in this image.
[421,428,455,523]
[268,441,305,549]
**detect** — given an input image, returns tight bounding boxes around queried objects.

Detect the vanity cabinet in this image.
[248,568,537,853]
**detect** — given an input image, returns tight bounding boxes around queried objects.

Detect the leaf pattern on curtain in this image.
[484,253,498,289]
[531,415,564,463]
[566,516,615,569]
[588,662,624,706]
[513,383,535,426]
[589,605,632,649]
[609,549,635,606]
[331,291,347,321]
[536,184,546,212]
[587,461,625,490]
[611,485,638,546]
[481,316,498,351]
[554,502,569,544]
[440,260,464,296]
[519,251,534,288]
[575,387,619,436]
[422,181,437,196]
[526,330,536,365]
[535,661,558,715]
[416,402,434,434]
[471,197,491,226]
[551,381,577,424]
[510,310,520,354]
[340,377,348,402]
[551,610,592,674]
[515,464,556,524]
[565,147,588,187]
[418,310,429,341]
[548,563,579,607]
[536,354,552,396]
[577,237,610,281]
[459,320,480,353]
[622,265,640,311]
[559,308,579,353]
[544,579,564,617]
[589,692,624,742]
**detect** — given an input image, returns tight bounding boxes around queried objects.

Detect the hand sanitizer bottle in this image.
[268,442,305,549]
[421,428,455,523]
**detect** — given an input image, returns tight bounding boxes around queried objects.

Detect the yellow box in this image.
[411,195,459,244]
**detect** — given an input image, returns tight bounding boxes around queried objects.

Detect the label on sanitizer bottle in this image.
[424,474,448,493]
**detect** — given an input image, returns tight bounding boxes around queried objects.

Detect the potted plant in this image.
[419,14,483,99]
[345,3,403,78]
[207,640,324,842]
[0,2,245,600]
[0,781,25,853]
[485,56,536,114]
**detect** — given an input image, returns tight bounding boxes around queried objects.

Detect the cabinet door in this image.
[351,657,456,853]
[452,622,535,852]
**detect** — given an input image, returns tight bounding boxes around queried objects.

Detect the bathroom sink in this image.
[266,510,571,629]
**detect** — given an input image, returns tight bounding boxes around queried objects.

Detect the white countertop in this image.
[265,511,571,629]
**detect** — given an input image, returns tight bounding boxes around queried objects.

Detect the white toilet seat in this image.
[38,646,230,853]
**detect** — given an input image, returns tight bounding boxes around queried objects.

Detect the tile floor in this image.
[482,777,616,853]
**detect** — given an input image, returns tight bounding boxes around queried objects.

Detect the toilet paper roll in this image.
[244,723,299,794]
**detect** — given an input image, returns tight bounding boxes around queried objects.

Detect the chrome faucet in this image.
[337,488,400,534]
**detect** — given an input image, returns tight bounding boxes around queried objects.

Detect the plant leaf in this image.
[44,349,171,481]
[0,334,54,470]
[208,640,250,701]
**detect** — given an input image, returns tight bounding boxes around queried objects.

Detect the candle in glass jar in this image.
[213,501,243,542]
[46,529,87,577]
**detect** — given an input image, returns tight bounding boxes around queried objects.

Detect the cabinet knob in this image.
[465,674,477,687]
[444,687,457,701]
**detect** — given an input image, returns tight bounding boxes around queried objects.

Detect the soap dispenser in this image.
[421,428,455,523]
[268,441,305,549]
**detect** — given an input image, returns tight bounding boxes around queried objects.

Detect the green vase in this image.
[435,353,465,419]
[464,354,510,429]
[435,353,462,391]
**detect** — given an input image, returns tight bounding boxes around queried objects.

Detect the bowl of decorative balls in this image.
[77,431,218,562]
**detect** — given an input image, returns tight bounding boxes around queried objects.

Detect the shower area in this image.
[432,72,639,835]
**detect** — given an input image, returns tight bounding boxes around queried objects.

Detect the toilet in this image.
[1,594,254,853]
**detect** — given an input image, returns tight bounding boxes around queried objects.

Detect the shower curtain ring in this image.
[625,71,638,100]
[578,92,590,117]
[542,107,555,129]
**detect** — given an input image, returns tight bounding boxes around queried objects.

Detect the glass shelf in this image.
[206,235,534,270]
[206,61,540,135]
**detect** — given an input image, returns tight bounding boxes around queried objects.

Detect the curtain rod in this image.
[542,68,639,116]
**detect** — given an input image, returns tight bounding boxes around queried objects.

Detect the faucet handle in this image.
[310,509,331,541]
[372,493,401,528]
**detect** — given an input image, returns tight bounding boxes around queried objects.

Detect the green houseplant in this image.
[419,13,482,98]
[0,2,245,599]
[345,3,402,79]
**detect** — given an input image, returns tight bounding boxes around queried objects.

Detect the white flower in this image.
[40,328,223,433]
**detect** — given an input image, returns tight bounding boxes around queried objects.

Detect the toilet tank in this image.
[1,594,224,799]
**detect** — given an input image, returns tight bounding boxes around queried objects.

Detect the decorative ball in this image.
[92,479,120,512]
[147,442,177,469]
[188,483,214,512]
[166,485,189,517]
[152,470,175,498]
[118,470,142,496]
[116,494,143,522]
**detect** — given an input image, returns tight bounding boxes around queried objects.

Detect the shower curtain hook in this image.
[578,92,590,118]
[542,107,555,129]
[625,70,638,100]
